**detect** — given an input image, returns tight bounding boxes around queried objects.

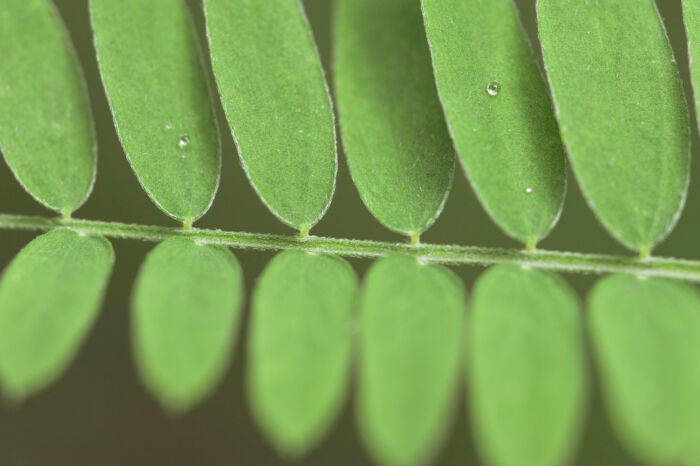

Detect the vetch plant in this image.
[1,0,700,465]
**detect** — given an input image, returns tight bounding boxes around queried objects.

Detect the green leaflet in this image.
[0,0,95,214]
[468,265,586,466]
[421,0,565,246]
[683,0,700,133]
[248,250,357,457]
[204,0,336,232]
[537,0,690,254]
[334,0,455,238]
[131,237,243,413]
[90,0,220,224]
[0,229,114,399]
[357,255,464,466]
[589,274,700,465]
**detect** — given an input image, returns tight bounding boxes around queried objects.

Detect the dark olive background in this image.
[0,0,695,464]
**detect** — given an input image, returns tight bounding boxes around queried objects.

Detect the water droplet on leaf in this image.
[178,135,190,148]
[486,81,501,96]
[525,187,533,194]
[164,123,172,131]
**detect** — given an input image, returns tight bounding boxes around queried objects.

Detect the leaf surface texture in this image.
[422,0,566,244]
[91,0,220,222]
[205,0,336,231]
[357,255,464,466]
[334,0,454,236]
[248,250,358,457]
[132,237,243,412]
[589,274,700,464]
[537,0,690,252]
[469,265,586,466]
[0,229,114,398]
[682,0,700,135]
[0,0,95,213]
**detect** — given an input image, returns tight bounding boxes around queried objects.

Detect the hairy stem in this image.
[1,213,700,282]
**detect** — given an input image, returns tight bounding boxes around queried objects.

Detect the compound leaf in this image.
[589,274,700,465]
[0,229,114,399]
[357,255,464,466]
[537,0,690,254]
[91,0,220,223]
[131,237,243,413]
[334,0,454,238]
[0,0,95,214]
[248,250,358,457]
[204,0,336,232]
[469,265,586,466]
[422,0,565,246]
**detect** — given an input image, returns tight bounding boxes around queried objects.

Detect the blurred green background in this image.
[0,0,696,464]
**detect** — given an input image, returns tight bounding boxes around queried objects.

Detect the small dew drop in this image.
[525,187,533,194]
[178,135,190,148]
[486,81,501,96]
[164,123,172,131]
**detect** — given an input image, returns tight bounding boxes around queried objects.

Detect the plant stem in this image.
[1,213,700,282]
